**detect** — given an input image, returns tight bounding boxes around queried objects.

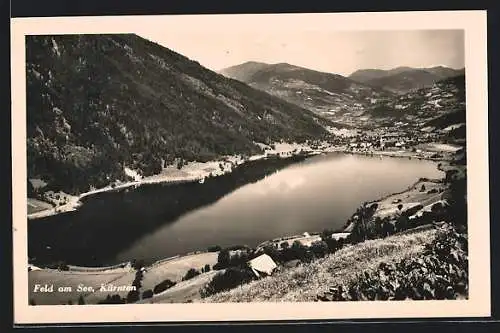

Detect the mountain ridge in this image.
[219,61,393,124]
[349,66,465,93]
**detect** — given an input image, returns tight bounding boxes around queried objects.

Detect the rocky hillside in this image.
[219,62,393,125]
[349,66,465,94]
[26,35,330,194]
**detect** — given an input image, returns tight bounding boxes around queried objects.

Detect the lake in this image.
[28,153,443,267]
[115,153,443,264]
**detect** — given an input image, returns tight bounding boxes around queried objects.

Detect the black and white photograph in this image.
[11,10,490,324]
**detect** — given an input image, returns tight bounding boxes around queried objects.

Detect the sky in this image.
[137,16,464,76]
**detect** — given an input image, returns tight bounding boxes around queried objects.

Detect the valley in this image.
[25,33,468,306]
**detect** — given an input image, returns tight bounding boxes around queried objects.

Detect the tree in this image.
[431,202,443,213]
[78,295,85,305]
[183,268,201,281]
[99,294,125,304]
[126,290,140,303]
[153,279,176,294]
[207,245,221,252]
[373,216,384,236]
[397,204,403,211]
[291,241,311,262]
[216,249,231,269]
[201,267,254,298]
[420,184,426,192]
[58,261,69,271]
[177,159,184,170]
[395,215,409,232]
[320,229,334,241]
[325,237,339,253]
[131,259,145,270]
[262,245,282,263]
[142,289,153,299]
[382,220,395,237]
[280,241,289,249]
[310,240,329,258]
[28,180,36,197]
[204,264,211,273]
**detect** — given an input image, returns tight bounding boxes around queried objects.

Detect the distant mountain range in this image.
[219,61,392,124]
[26,35,330,194]
[219,62,465,125]
[349,66,465,94]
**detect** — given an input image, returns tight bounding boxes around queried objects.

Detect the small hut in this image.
[247,254,277,278]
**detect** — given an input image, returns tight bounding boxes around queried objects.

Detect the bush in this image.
[201,267,255,298]
[431,202,443,212]
[420,184,426,192]
[402,204,424,217]
[183,268,201,281]
[58,262,69,271]
[280,241,289,249]
[395,215,409,232]
[98,294,126,304]
[142,289,153,299]
[310,240,329,258]
[131,259,145,270]
[153,279,176,294]
[325,237,340,253]
[215,249,231,269]
[262,245,282,263]
[397,204,403,210]
[286,241,314,262]
[207,245,222,252]
[132,270,144,289]
[126,290,140,303]
[204,264,211,272]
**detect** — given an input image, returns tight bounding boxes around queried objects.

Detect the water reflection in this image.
[115,153,443,263]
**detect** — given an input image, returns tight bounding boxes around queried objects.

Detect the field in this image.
[140,252,219,287]
[421,142,463,153]
[28,268,136,305]
[373,180,445,219]
[200,227,438,303]
[139,270,223,303]
[27,198,53,214]
[29,252,220,305]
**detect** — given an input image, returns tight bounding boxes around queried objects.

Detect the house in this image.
[329,232,350,241]
[247,254,278,278]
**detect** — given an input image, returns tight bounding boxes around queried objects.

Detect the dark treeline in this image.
[28,155,309,267]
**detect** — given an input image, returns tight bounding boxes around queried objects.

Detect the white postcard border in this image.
[11,10,490,324]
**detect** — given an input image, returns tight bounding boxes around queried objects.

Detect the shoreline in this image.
[28,142,454,221]
[27,144,320,220]
[29,148,454,272]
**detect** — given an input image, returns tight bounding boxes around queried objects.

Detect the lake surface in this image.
[113,153,443,264]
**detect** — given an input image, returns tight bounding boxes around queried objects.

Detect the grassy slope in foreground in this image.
[200,226,439,303]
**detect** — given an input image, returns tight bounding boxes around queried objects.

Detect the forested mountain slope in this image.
[26,34,330,194]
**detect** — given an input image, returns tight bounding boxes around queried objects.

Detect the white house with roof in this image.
[247,254,277,278]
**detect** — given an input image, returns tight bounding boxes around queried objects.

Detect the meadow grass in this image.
[200,228,438,303]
